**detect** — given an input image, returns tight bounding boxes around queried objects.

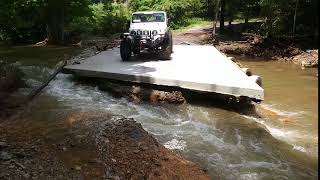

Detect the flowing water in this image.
[1,46,318,179]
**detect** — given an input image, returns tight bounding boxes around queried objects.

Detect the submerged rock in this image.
[0,151,13,161]
[0,61,25,92]
[0,61,26,118]
[0,141,8,149]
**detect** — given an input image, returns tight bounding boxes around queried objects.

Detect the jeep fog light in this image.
[152,30,158,36]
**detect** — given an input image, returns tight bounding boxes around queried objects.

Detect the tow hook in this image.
[140,41,144,49]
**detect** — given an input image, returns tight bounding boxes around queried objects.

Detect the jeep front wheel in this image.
[120,38,132,61]
[159,31,173,60]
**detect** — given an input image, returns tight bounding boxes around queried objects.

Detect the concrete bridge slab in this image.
[64,45,264,101]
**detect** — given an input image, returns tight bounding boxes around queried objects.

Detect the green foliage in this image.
[68,3,130,37]
[0,0,318,43]
[102,3,130,35]
[0,0,92,43]
[68,3,105,36]
[0,0,44,43]
[259,0,292,35]
[258,0,318,36]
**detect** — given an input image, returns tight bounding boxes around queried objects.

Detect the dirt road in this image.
[173,25,212,45]
[174,24,318,69]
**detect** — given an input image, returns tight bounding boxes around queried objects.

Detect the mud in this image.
[97,80,186,104]
[208,33,318,68]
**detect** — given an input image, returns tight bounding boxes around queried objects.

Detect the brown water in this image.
[239,57,318,157]
[1,46,318,179]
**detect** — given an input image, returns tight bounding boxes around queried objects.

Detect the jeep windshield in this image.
[132,13,165,23]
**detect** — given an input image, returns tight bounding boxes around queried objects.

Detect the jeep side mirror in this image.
[167,18,170,24]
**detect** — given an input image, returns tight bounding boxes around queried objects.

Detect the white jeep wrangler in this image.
[120,11,173,61]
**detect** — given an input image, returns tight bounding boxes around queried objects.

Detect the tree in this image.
[292,0,299,36]
[219,0,225,33]
[225,0,240,26]
[0,0,92,44]
[44,0,92,44]
[0,0,43,43]
[259,0,318,36]
[212,0,220,35]
[239,0,260,31]
[45,0,65,44]
[259,0,290,36]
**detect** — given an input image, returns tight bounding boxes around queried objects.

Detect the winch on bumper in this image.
[133,34,166,50]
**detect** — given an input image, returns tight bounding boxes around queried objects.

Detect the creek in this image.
[1,46,318,179]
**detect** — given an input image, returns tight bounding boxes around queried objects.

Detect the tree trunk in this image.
[244,14,249,31]
[228,20,233,31]
[46,0,65,44]
[243,5,250,31]
[213,0,220,36]
[219,0,225,34]
[292,0,299,36]
[206,0,210,17]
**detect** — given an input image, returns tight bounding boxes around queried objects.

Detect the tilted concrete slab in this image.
[64,45,264,100]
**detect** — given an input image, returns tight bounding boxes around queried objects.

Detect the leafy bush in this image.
[68,3,130,37]
[102,3,130,35]
[0,0,44,43]
[259,0,318,36]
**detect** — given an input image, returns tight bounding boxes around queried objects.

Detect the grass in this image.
[172,18,212,32]
[171,17,264,32]
[230,17,265,23]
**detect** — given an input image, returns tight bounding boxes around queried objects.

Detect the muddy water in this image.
[239,58,318,158]
[1,46,318,179]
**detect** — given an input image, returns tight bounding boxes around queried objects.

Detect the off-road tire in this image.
[120,38,132,61]
[159,31,173,60]
[133,48,140,55]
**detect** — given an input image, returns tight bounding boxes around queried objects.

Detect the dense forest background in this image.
[0,0,318,44]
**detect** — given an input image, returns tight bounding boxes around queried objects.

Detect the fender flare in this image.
[120,33,132,40]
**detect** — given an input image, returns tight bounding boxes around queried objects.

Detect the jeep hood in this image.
[130,22,167,34]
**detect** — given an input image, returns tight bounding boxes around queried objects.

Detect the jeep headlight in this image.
[137,30,142,35]
[152,30,158,36]
[130,30,136,36]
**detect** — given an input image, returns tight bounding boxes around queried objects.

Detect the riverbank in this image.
[210,33,318,68]
[0,113,210,179]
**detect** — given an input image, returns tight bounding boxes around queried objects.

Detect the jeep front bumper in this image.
[134,35,165,49]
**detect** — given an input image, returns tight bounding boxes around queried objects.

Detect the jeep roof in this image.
[132,11,166,15]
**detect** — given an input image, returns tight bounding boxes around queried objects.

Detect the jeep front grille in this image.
[132,30,156,38]
[142,30,151,36]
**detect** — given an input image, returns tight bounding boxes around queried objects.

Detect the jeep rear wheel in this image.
[120,38,132,61]
[159,31,173,60]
